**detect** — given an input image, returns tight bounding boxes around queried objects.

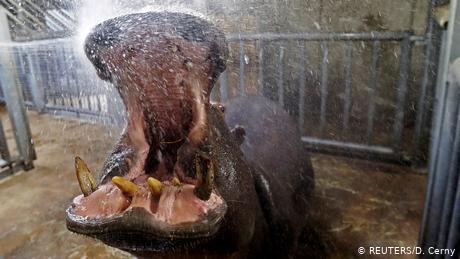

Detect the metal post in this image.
[0,119,11,162]
[0,7,35,170]
[239,40,246,96]
[26,51,46,112]
[419,0,460,256]
[343,41,353,131]
[392,35,413,151]
[219,70,228,102]
[0,64,36,169]
[278,45,285,107]
[366,41,381,144]
[298,42,306,133]
[412,0,444,166]
[258,40,264,94]
[319,42,329,136]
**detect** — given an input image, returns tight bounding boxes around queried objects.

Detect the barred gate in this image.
[0,29,439,165]
[218,31,437,165]
[0,38,125,124]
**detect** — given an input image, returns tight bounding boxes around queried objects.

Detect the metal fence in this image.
[0,38,124,124]
[0,30,437,165]
[219,32,434,165]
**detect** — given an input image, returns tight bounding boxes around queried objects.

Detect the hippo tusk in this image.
[112,176,139,197]
[75,156,97,197]
[170,176,181,186]
[193,155,214,201]
[147,177,163,196]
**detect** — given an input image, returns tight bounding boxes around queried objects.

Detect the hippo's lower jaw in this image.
[65,159,228,252]
[66,204,227,252]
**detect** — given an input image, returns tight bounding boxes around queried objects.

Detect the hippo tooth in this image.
[147,177,163,196]
[75,156,97,197]
[170,177,181,186]
[112,176,139,197]
[193,156,214,201]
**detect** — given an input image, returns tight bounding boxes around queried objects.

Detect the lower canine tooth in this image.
[193,156,214,201]
[112,176,139,197]
[147,177,163,196]
[170,177,181,186]
[75,156,97,197]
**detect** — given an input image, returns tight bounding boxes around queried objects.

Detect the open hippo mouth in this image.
[65,11,231,252]
[66,156,228,251]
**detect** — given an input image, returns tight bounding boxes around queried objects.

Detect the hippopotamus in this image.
[65,12,313,258]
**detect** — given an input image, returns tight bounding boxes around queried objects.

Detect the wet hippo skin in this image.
[223,96,315,257]
[65,12,312,258]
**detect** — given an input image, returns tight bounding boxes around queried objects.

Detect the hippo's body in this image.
[224,96,315,257]
[65,12,313,258]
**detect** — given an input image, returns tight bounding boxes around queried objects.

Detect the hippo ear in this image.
[231,126,246,146]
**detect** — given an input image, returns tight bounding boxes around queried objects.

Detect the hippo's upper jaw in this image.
[65,12,248,253]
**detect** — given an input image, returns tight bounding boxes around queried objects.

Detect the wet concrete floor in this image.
[0,111,426,258]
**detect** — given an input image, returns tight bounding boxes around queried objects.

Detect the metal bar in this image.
[239,40,246,96]
[278,45,285,106]
[64,47,76,109]
[59,45,72,99]
[21,0,72,30]
[1,0,47,29]
[412,0,443,166]
[0,6,35,34]
[413,51,434,159]
[43,50,53,106]
[14,47,30,102]
[219,70,228,102]
[302,136,394,154]
[422,83,458,255]
[0,119,11,162]
[419,0,460,248]
[0,63,35,169]
[298,42,306,133]
[45,103,108,116]
[446,178,460,254]
[437,96,460,253]
[301,136,410,165]
[258,40,264,94]
[392,35,413,151]
[366,41,381,144]
[343,41,353,131]
[26,52,46,111]
[227,32,422,42]
[319,42,329,136]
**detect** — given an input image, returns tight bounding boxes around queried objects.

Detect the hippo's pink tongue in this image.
[73,179,223,225]
[156,185,222,225]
